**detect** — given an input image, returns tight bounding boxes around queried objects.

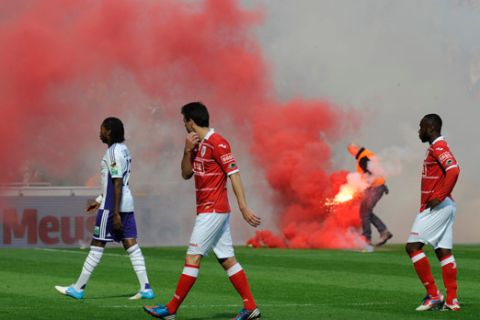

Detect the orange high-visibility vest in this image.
[355,148,385,187]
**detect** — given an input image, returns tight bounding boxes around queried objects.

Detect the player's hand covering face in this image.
[183,118,195,133]
[185,132,200,151]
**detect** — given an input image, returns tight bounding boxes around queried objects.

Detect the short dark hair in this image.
[423,113,442,132]
[181,102,209,127]
[102,117,125,143]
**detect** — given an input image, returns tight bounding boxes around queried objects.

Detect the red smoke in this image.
[0,0,266,183]
[0,0,362,248]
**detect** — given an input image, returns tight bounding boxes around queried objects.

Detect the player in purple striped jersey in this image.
[55,117,155,300]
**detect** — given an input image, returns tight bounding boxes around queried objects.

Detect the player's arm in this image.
[86,194,102,212]
[181,132,199,179]
[428,167,460,209]
[428,147,460,209]
[229,172,261,228]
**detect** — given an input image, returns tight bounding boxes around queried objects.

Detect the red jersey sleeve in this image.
[430,141,460,201]
[212,138,240,176]
[431,143,458,172]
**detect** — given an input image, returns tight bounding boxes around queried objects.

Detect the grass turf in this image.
[0,244,479,319]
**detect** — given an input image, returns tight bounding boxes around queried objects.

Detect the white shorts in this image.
[407,197,457,249]
[187,213,234,259]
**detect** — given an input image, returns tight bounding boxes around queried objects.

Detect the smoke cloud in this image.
[245,0,480,243]
[0,0,362,247]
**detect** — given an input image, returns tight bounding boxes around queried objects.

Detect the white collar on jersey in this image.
[203,128,215,141]
[430,136,445,145]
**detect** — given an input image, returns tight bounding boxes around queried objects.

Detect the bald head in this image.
[423,113,442,132]
[418,113,442,143]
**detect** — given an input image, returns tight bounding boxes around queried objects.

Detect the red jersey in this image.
[191,129,239,214]
[420,137,459,211]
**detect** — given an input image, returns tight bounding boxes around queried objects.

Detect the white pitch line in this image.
[35,248,128,258]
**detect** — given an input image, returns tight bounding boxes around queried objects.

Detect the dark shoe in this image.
[416,292,444,311]
[231,308,261,320]
[442,298,460,311]
[376,231,393,247]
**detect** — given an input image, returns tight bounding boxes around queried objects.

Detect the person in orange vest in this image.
[348,143,393,251]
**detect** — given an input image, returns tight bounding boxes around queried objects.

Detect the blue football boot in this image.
[143,304,176,319]
[129,288,155,300]
[55,285,84,299]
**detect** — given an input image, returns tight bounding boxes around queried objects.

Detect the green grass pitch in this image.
[0,245,479,319]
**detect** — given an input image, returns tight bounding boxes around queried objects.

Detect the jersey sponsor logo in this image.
[220,153,234,164]
[110,162,119,175]
[438,152,452,162]
[193,160,205,173]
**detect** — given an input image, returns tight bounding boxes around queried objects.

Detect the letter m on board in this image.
[2,209,38,244]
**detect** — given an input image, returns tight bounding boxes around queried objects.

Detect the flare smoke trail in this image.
[0,0,361,248]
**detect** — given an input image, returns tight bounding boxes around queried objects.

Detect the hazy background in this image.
[243,0,480,243]
[2,0,479,246]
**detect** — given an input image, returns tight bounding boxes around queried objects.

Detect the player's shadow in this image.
[87,293,132,299]
[188,313,232,320]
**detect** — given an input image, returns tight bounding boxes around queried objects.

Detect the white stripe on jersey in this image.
[422,176,440,180]
[195,173,222,177]
[196,201,214,207]
[202,142,214,149]
[196,188,218,192]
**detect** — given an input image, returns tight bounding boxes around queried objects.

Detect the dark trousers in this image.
[360,185,388,242]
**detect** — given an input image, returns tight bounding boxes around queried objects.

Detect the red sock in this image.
[409,250,439,296]
[227,263,257,311]
[166,264,199,313]
[440,255,457,304]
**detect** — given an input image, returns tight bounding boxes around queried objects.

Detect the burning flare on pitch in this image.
[324,172,366,206]
[333,185,355,203]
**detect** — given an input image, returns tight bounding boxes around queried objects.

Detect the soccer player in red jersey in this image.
[406,114,460,311]
[144,102,261,320]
